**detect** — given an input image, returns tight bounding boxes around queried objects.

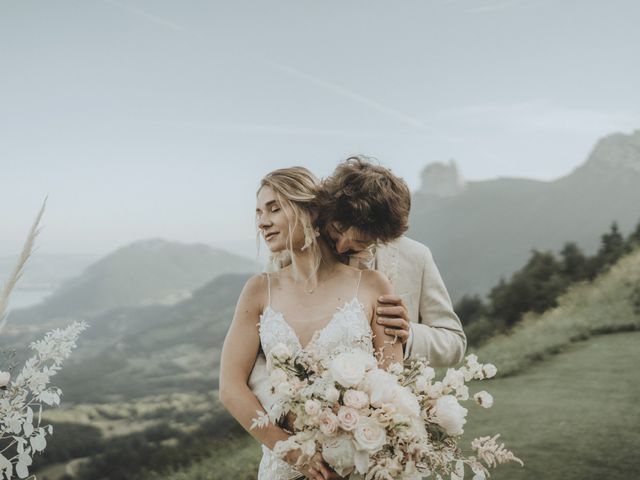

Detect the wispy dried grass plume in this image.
[0,196,47,336]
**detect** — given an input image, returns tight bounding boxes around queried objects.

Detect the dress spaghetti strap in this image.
[265,272,272,307]
[354,269,363,299]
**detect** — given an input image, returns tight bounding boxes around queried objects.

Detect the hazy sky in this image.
[2,0,639,259]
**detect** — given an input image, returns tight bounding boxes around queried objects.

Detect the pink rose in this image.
[319,410,339,436]
[337,406,359,431]
[304,399,321,417]
[343,389,369,410]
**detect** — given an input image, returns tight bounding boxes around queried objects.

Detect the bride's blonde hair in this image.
[257,167,323,285]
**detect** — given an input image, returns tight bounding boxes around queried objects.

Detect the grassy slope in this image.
[462,331,640,480]
[471,248,640,376]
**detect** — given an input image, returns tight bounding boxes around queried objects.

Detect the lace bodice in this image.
[255,287,374,480]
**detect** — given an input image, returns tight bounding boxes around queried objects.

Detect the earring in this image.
[301,224,320,251]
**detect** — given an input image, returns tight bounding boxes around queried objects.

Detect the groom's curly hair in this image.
[317,156,411,243]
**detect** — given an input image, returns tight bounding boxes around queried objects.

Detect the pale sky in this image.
[2,0,639,258]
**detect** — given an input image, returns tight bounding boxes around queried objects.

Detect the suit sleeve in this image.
[405,246,467,366]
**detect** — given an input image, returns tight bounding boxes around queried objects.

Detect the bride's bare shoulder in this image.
[359,269,393,296]
[237,273,269,310]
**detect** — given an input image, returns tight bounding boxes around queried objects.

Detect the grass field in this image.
[461,331,640,480]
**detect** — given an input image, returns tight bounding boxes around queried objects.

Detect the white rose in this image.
[364,369,397,406]
[319,410,339,436]
[304,399,321,416]
[330,352,368,388]
[483,364,497,378]
[432,394,468,436]
[392,386,420,418]
[270,343,291,362]
[0,371,10,388]
[465,354,479,365]
[322,435,356,476]
[324,385,340,403]
[343,389,369,409]
[351,349,379,370]
[474,391,494,408]
[353,417,387,454]
[269,369,288,386]
[337,406,359,431]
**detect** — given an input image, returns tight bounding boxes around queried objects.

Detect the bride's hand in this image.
[306,452,344,480]
[286,450,343,480]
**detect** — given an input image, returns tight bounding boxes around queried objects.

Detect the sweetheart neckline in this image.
[260,296,367,350]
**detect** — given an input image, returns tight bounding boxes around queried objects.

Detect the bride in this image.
[219,167,403,480]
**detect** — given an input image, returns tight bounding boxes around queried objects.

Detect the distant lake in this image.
[8,288,55,310]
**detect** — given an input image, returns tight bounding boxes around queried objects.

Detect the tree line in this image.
[456,220,640,346]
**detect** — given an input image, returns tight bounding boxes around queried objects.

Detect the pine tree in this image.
[595,222,627,271]
[560,242,588,282]
[454,294,487,326]
[626,219,640,250]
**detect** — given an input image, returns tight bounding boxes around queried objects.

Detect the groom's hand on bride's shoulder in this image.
[376,295,410,344]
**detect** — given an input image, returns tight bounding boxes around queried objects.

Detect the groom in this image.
[317,156,466,366]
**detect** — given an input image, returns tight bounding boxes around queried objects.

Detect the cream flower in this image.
[0,371,10,388]
[337,406,359,431]
[365,369,398,406]
[269,368,288,385]
[392,386,420,418]
[324,385,340,403]
[483,364,497,379]
[343,389,369,409]
[270,343,291,362]
[455,385,470,401]
[432,395,468,436]
[275,381,294,397]
[322,435,356,476]
[442,368,465,391]
[421,366,436,381]
[330,352,368,388]
[474,391,494,408]
[304,399,321,416]
[425,381,444,399]
[353,417,387,454]
[414,374,429,392]
[319,410,339,436]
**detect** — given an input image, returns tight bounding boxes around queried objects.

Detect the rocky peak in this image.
[418,159,466,197]
[577,130,640,175]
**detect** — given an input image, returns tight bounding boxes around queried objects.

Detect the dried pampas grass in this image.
[0,196,47,336]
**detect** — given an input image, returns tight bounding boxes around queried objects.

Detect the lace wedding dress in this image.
[252,271,374,480]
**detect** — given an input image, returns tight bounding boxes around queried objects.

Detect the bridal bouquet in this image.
[252,344,522,480]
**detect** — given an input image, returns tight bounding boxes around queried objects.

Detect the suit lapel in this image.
[375,241,400,287]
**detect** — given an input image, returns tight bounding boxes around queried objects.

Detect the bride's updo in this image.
[257,167,323,281]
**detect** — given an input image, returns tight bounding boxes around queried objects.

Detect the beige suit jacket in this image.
[375,236,466,366]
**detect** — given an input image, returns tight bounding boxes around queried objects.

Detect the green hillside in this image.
[8,239,257,326]
[471,248,640,376]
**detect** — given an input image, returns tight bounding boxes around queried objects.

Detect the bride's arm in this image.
[218,274,289,450]
[361,270,404,369]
